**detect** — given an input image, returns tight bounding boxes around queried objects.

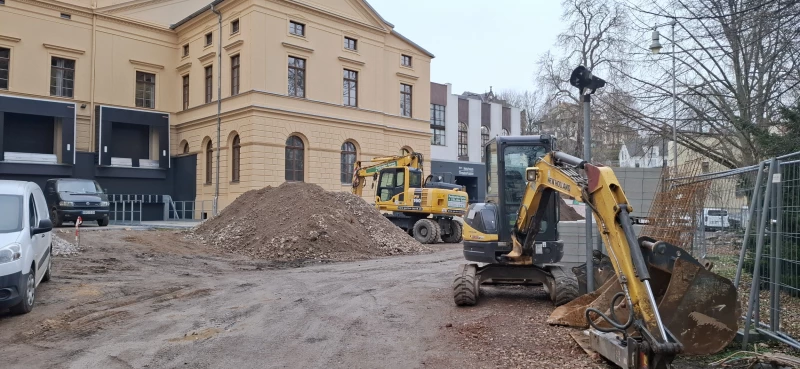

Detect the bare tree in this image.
[496,90,546,134]
[536,0,631,157]
[615,0,800,168]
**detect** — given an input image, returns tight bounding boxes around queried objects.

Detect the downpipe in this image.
[211,3,222,216]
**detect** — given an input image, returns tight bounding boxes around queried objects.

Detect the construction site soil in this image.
[192,182,430,262]
[559,198,585,221]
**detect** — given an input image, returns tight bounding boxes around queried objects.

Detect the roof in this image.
[0,180,34,196]
[170,0,434,58]
[623,137,666,157]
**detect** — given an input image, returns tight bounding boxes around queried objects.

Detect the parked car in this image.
[44,178,110,227]
[703,208,730,231]
[0,180,53,314]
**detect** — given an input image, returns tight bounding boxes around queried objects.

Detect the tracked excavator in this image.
[351,152,469,244]
[452,135,740,368]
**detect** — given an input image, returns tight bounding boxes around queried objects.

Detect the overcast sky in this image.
[368,0,564,95]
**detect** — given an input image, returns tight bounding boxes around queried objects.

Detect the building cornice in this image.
[281,42,314,53]
[17,0,93,17]
[198,51,216,63]
[281,0,388,33]
[97,0,175,14]
[396,72,418,80]
[223,40,244,53]
[43,43,86,55]
[17,0,175,35]
[96,14,175,36]
[0,35,22,43]
[130,59,165,70]
[338,56,364,66]
[176,61,192,72]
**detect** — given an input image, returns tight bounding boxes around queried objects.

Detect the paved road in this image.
[0,230,465,369]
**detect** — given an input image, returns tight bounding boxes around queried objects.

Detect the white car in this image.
[0,180,53,314]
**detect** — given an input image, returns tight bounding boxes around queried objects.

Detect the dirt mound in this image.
[192,182,430,262]
[559,198,585,221]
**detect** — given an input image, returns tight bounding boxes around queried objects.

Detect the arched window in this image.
[231,135,240,182]
[341,141,357,184]
[501,128,509,136]
[205,140,213,184]
[181,141,189,154]
[285,135,304,182]
[458,122,468,158]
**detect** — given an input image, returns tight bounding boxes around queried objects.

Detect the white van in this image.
[0,180,53,314]
[703,208,730,231]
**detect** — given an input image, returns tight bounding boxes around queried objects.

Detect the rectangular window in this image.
[231,19,240,34]
[182,74,189,110]
[289,21,305,37]
[344,37,357,51]
[60,13,71,19]
[0,48,8,90]
[0,1,5,5]
[50,57,75,98]
[182,44,189,57]
[288,56,305,97]
[401,54,412,67]
[430,104,445,146]
[205,65,213,103]
[343,69,357,107]
[135,71,156,108]
[231,55,240,96]
[205,32,213,46]
[400,83,412,117]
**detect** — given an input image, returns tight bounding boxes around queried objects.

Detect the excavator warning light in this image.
[526,168,539,182]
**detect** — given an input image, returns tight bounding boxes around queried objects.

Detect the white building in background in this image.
[428,82,522,202]
[619,137,667,168]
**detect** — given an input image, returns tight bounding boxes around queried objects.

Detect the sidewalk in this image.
[55,220,202,231]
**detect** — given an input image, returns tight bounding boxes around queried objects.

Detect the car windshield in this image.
[708,210,728,216]
[57,180,102,194]
[0,195,23,233]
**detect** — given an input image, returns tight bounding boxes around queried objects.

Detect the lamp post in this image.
[649,19,678,175]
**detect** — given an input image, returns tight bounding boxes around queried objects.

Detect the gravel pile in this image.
[52,235,82,256]
[192,182,430,262]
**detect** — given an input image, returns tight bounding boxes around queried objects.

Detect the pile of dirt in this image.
[192,182,430,262]
[559,198,585,221]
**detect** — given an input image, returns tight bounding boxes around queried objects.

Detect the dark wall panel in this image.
[98,106,168,167]
[0,96,75,164]
[4,113,54,154]
[110,122,149,160]
[481,103,490,126]
[430,82,448,106]
[172,155,197,202]
[430,160,486,203]
[502,107,511,132]
[458,99,468,123]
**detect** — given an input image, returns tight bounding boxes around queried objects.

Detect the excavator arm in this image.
[507,151,738,368]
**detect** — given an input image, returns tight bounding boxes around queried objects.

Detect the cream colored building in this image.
[0,0,432,212]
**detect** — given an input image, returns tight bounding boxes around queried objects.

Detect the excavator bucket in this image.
[548,238,740,356]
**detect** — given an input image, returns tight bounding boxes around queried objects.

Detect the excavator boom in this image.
[502,151,739,368]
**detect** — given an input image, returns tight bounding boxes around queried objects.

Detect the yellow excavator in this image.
[351,152,469,244]
[453,135,739,368]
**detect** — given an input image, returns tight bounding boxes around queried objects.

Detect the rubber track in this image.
[441,220,463,243]
[452,264,478,306]
[549,265,579,306]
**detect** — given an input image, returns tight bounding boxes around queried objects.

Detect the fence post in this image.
[122,201,127,224]
[743,158,777,348]
[736,161,765,286]
[773,160,785,332]
[769,160,781,332]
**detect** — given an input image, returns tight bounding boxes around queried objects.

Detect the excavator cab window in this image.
[408,169,422,188]
[377,168,407,202]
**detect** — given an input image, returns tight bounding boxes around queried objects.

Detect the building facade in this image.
[618,137,666,168]
[0,0,433,214]
[428,82,521,202]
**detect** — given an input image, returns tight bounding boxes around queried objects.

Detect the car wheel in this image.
[9,269,35,314]
[50,209,62,227]
[97,218,109,227]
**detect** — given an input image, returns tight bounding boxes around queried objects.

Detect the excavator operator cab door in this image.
[376,167,410,204]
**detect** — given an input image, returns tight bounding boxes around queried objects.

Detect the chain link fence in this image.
[658,152,800,349]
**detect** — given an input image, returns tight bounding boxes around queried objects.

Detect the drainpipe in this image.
[89,1,97,151]
[211,3,222,216]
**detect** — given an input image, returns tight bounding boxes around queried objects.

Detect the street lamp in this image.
[649,19,678,175]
